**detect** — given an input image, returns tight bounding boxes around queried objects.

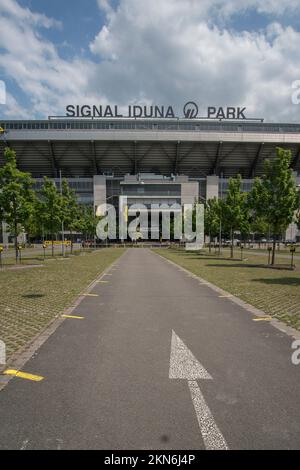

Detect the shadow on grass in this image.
[253,278,300,286]
[22,293,45,299]
[188,256,243,262]
[206,263,295,271]
[168,250,242,262]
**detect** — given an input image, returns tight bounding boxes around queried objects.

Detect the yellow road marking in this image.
[218,294,234,298]
[83,293,99,297]
[253,316,272,322]
[3,369,44,382]
[97,280,108,283]
[62,314,84,319]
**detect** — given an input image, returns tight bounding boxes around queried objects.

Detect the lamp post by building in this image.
[218,180,223,255]
[18,244,22,263]
[43,243,47,261]
[267,246,272,265]
[59,170,65,257]
[240,245,244,261]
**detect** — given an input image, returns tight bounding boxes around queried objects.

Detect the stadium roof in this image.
[1,119,300,178]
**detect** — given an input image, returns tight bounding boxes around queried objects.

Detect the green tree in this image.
[247,185,269,246]
[38,178,63,256]
[23,198,41,244]
[222,175,249,258]
[250,216,269,244]
[61,180,79,253]
[76,205,99,245]
[249,147,298,264]
[0,147,35,262]
[205,198,221,253]
[296,188,300,232]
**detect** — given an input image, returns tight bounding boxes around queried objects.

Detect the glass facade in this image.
[121,184,181,196]
[219,178,254,198]
[32,178,94,205]
[2,119,300,133]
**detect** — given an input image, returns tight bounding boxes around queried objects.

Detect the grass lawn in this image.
[0,248,125,361]
[155,247,300,331]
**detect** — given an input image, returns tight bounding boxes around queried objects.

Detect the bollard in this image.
[267,246,272,265]
[18,244,22,263]
[290,246,296,269]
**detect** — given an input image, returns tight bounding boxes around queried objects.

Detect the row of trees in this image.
[1,146,300,264]
[0,147,100,261]
[204,147,300,264]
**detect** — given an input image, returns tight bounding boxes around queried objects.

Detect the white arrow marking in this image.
[20,439,29,450]
[169,330,228,450]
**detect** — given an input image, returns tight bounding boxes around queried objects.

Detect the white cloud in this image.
[89,0,300,121]
[1,92,31,118]
[0,0,100,118]
[0,0,62,29]
[0,0,300,121]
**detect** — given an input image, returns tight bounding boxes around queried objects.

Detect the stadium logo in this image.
[183,101,198,119]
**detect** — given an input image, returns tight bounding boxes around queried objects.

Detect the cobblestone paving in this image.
[156,248,300,331]
[0,248,125,361]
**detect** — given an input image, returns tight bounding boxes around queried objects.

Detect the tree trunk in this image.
[51,233,54,257]
[230,228,234,258]
[209,230,211,254]
[271,238,276,265]
[14,218,18,264]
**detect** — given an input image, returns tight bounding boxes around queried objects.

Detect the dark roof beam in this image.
[117,143,134,164]
[158,143,175,170]
[249,142,264,178]
[48,141,60,177]
[173,141,180,174]
[178,143,197,164]
[292,146,300,169]
[211,141,223,175]
[90,140,100,174]
[133,141,138,174]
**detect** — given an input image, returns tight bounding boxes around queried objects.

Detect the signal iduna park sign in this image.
[65,102,249,120]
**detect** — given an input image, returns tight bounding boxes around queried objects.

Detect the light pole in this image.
[59,170,65,257]
[295,183,300,244]
[219,179,223,255]
[290,246,296,269]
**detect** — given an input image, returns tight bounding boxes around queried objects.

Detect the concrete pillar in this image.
[1,222,9,245]
[206,175,219,200]
[285,222,299,242]
[93,175,106,213]
[181,181,199,206]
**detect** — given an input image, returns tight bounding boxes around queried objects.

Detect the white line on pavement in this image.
[188,380,228,450]
[169,330,228,450]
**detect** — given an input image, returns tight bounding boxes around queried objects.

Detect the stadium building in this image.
[0,116,300,242]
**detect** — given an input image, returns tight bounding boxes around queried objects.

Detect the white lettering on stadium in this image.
[65,103,250,120]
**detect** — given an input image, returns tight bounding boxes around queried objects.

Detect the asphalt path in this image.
[0,248,299,450]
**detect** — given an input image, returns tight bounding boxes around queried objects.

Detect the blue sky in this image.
[1,0,300,122]
[17,0,107,59]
